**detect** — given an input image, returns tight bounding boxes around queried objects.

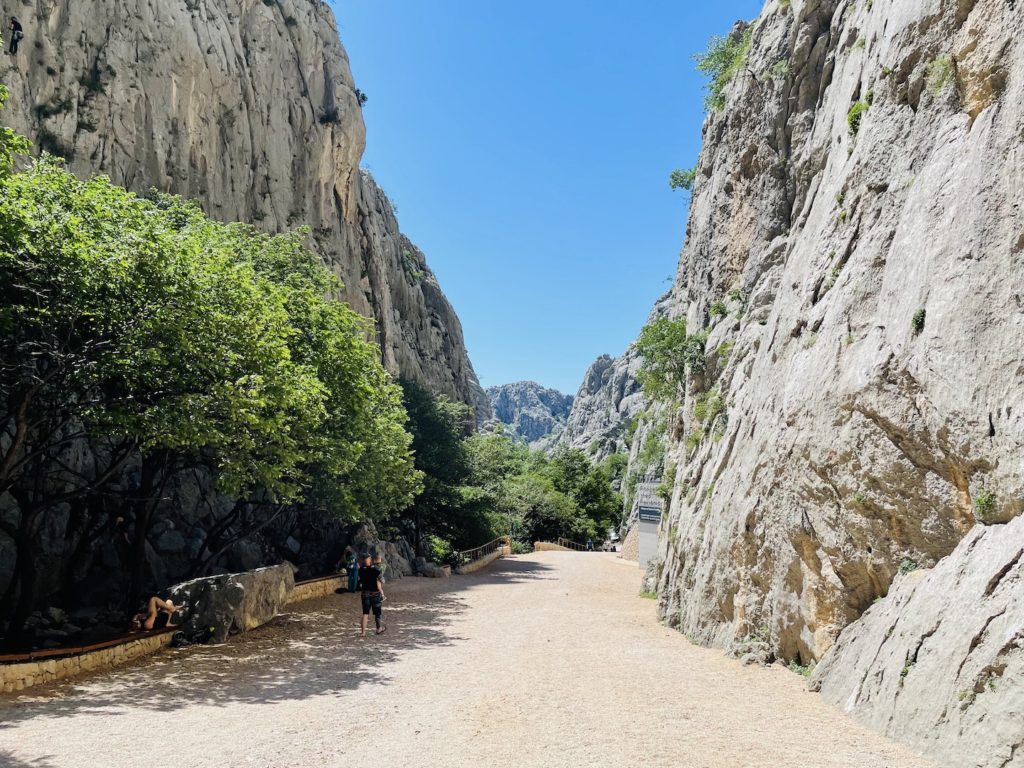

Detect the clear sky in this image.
[330,1,764,395]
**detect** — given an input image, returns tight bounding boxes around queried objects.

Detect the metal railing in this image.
[556,537,594,552]
[456,536,511,565]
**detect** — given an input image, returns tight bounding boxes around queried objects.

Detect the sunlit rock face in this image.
[617,0,1022,666]
[0,0,487,415]
[486,382,574,447]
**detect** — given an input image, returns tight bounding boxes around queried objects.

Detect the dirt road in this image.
[0,552,937,768]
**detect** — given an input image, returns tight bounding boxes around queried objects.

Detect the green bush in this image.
[709,300,728,318]
[927,55,953,96]
[695,26,753,112]
[669,167,696,191]
[848,100,869,136]
[973,488,997,521]
[635,317,691,401]
[912,308,926,334]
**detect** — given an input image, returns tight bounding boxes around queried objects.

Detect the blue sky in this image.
[331,1,764,394]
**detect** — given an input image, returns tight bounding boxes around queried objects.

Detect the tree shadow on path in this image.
[0,556,553,728]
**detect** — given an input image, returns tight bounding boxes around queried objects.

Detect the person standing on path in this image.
[358,554,386,637]
[8,17,23,55]
[343,546,359,593]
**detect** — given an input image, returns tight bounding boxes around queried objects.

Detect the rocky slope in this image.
[486,382,573,446]
[811,514,1024,768]
[555,296,670,462]
[618,0,1022,755]
[0,0,487,416]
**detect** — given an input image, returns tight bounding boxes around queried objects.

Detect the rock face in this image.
[556,297,669,462]
[811,515,1024,768]
[487,382,573,446]
[169,563,295,644]
[628,0,1023,677]
[0,0,487,415]
[555,353,643,462]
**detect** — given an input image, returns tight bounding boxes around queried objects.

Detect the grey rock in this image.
[485,382,573,446]
[812,515,1024,768]
[155,529,187,555]
[284,537,301,556]
[44,607,67,625]
[608,0,1024,668]
[168,563,295,644]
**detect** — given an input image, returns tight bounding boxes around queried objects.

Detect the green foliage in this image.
[927,55,954,96]
[709,300,728,318]
[637,419,667,475]
[656,463,677,502]
[973,488,997,521]
[769,58,790,79]
[0,84,29,177]
[0,126,421,609]
[848,100,869,136]
[635,317,707,402]
[912,308,926,334]
[669,167,696,192]
[788,661,815,678]
[695,26,753,112]
[899,559,919,575]
[693,390,724,425]
[639,590,658,600]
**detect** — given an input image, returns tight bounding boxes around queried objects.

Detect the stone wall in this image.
[0,631,173,694]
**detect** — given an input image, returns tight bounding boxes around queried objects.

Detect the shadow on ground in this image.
[0,556,553,728]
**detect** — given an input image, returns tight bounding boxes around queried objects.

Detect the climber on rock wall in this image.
[7,16,23,55]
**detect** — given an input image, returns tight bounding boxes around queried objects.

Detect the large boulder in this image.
[168,563,295,644]
[811,516,1024,768]
[347,522,411,580]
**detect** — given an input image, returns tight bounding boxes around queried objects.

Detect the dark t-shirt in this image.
[10,20,22,33]
[358,565,381,593]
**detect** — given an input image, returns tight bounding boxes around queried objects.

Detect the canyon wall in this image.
[486,382,573,447]
[0,0,487,414]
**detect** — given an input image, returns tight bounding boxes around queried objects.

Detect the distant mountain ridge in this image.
[486,382,573,446]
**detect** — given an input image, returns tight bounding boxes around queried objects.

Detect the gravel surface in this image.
[0,552,938,768]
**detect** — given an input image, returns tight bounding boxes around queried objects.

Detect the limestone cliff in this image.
[486,382,573,447]
[555,297,670,462]
[0,0,487,415]
[811,514,1024,768]
[626,0,1021,683]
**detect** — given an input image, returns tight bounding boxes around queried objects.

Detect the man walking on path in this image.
[358,554,386,637]
[8,16,23,55]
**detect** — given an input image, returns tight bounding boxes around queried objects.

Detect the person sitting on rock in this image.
[130,596,183,632]
[7,17,23,55]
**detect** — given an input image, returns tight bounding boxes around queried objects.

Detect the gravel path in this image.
[0,552,938,768]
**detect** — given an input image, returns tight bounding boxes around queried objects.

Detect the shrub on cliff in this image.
[695,26,753,112]
[635,317,706,401]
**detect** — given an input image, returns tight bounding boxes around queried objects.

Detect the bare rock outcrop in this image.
[486,381,573,446]
[628,0,1024,671]
[811,515,1024,768]
[169,563,295,644]
[0,0,486,414]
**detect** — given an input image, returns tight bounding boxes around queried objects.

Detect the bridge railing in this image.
[556,537,592,552]
[456,536,511,568]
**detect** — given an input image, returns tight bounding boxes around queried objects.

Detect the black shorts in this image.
[361,592,383,616]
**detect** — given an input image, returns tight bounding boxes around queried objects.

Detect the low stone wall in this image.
[455,546,509,574]
[287,575,345,604]
[1,631,174,694]
[620,525,639,562]
[534,541,571,552]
